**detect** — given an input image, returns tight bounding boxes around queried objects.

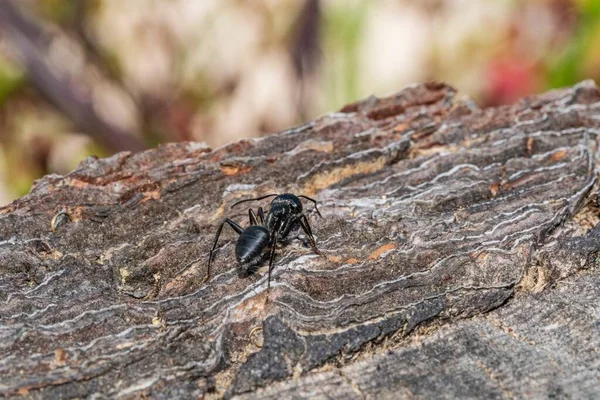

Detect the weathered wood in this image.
[1,81,600,399]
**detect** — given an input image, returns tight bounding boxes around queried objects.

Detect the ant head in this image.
[272,193,303,215]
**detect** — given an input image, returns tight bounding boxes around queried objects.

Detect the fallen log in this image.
[1,81,600,398]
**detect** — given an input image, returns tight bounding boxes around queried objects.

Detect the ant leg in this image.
[231,194,279,209]
[257,207,266,225]
[267,239,278,291]
[298,195,322,218]
[298,214,321,255]
[249,209,259,225]
[266,217,283,294]
[205,219,243,283]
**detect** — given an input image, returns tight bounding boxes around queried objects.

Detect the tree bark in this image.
[1,81,600,398]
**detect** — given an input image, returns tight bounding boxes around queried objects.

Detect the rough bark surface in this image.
[1,81,600,399]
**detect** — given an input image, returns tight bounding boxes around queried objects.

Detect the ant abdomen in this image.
[236,226,269,267]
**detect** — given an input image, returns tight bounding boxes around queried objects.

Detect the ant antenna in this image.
[298,195,323,217]
[231,194,279,209]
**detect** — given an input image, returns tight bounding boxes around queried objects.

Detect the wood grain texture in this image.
[1,81,600,399]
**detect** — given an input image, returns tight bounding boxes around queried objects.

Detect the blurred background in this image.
[0,0,599,204]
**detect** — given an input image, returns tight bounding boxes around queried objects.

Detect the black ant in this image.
[205,193,322,290]
[232,193,322,251]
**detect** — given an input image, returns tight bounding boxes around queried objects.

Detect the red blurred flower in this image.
[485,57,541,106]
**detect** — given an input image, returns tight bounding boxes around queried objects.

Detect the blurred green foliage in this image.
[547,0,600,88]
[0,60,23,106]
[322,1,368,111]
